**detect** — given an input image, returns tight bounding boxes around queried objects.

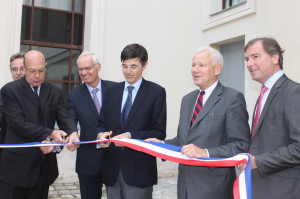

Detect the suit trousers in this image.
[0,173,49,199]
[78,173,103,199]
[106,170,153,199]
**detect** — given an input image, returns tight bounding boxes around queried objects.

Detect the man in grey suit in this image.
[241,37,300,198]
[147,47,250,199]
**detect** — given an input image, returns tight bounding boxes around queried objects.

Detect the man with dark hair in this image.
[98,43,167,199]
[241,37,300,198]
[67,51,115,199]
[0,50,79,199]
[10,52,26,80]
[1,52,26,142]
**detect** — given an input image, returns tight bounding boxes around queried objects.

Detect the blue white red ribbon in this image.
[0,139,251,199]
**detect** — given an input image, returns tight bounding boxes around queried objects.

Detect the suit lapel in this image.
[254,75,287,136]
[116,83,125,128]
[123,79,147,128]
[190,83,222,130]
[81,84,100,116]
[186,90,199,131]
[21,78,39,108]
[39,83,51,111]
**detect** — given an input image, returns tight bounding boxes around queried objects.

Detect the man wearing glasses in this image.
[98,43,167,199]
[0,50,80,199]
[67,51,115,199]
[1,52,26,143]
[10,52,26,81]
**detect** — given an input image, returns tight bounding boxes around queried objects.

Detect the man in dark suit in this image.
[0,50,79,199]
[241,37,300,198]
[147,47,250,199]
[98,44,167,199]
[67,51,115,199]
[0,94,3,129]
[0,52,26,143]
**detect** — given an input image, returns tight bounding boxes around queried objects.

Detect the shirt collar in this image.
[200,80,218,94]
[124,78,143,90]
[86,80,102,93]
[264,70,284,90]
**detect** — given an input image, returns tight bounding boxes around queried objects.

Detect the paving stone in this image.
[49,174,177,199]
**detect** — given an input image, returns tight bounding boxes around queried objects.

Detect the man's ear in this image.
[142,62,148,71]
[214,64,222,75]
[272,54,280,65]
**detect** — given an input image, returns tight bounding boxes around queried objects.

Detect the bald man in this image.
[0,50,79,199]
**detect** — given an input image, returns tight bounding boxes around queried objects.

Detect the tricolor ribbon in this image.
[0,139,251,199]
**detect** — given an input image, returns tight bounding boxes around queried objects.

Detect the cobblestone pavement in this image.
[48,175,177,199]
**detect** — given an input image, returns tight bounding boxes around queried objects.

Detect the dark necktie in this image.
[251,86,268,140]
[92,88,101,114]
[191,90,205,126]
[33,86,39,98]
[121,86,134,126]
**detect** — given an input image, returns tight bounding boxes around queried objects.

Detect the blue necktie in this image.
[33,86,39,98]
[121,86,134,126]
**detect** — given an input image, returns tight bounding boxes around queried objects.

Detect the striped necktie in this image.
[191,90,205,126]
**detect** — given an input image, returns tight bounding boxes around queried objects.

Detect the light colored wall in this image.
[2,0,300,181]
[0,0,23,87]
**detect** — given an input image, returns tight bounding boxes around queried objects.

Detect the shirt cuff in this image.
[96,132,102,149]
[205,149,209,158]
[125,132,131,138]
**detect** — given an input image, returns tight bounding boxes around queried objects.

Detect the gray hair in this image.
[77,51,101,65]
[195,47,223,66]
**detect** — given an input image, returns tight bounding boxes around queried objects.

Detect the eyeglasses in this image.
[121,64,141,70]
[77,64,98,72]
[26,68,47,74]
[11,66,25,72]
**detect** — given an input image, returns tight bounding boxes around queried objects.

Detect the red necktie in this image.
[191,91,205,126]
[251,86,268,140]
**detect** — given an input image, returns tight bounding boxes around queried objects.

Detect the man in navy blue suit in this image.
[67,51,115,199]
[98,44,167,199]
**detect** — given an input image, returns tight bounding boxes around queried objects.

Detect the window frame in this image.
[20,0,85,93]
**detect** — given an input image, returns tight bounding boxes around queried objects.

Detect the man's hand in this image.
[97,131,113,148]
[40,140,55,154]
[66,132,80,152]
[144,138,163,143]
[181,144,208,158]
[237,153,257,170]
[113,133,131,147]
[49,130,67,143]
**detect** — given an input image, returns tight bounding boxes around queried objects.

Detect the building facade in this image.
[1,0,300,180]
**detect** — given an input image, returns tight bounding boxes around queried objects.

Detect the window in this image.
[21,0,85,100]
[222,0,247,9]
[203,0,255,30]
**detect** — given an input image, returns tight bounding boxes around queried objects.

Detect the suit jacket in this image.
[67,80,115,175]
[98,78,166,187]
[165,82,250,199]
[0,92,3,128]
[0,77,77,187]
[250,75,300,199]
